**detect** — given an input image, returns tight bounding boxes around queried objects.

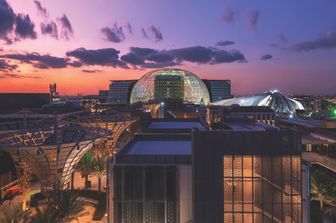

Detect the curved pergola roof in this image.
[0,122,110,189]
[0,110,138,190]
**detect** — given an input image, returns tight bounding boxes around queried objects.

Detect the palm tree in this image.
[56,190,87,223]
[29,206,58,223]
[311,169,336,210]
[311,171,328,210]
[77,151,94,190]
[0,203,30,223]
[92,156,106,192]
[29,190,87,223]
[310,169,336,215]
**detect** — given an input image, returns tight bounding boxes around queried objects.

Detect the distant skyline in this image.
[1,0,336,95]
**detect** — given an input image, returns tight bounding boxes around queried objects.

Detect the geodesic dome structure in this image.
[130,68,210,105]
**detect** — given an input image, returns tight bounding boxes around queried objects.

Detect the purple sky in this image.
[1,0,336,95]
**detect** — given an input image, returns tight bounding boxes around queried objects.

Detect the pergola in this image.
[0,110,138,209]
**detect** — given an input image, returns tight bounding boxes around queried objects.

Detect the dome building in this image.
[211,90,304,114]
[130,68,210,105]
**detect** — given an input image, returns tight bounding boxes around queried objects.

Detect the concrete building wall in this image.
[179,165,192,223]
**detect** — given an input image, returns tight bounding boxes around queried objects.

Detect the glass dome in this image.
[130,68,210,105]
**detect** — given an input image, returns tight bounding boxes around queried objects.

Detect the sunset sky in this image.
[1,0,336,95]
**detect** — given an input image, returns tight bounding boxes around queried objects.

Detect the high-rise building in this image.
[98,90,109,103]
[108,119,307,223]
[203,79,232,102]
[108,80,137,105]
[154,75,184,101]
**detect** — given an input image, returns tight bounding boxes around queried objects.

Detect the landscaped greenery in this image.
[77,150,95,190]
[76,150,107,191]
[0,203,30,223]
[311,165,336,222]
[1,190,86,223]
[91,156,107,192]
[30,189,106,221]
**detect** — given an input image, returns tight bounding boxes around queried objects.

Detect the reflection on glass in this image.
[223,156,302,223]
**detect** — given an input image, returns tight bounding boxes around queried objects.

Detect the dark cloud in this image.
[211,49,246,63]
[141,28,148,39]
[216,40,235,46]
[126,22,133,34]
[121,46,245,68]
[129,47,157,56]
[289,31,336,52]
[14,14,37,39]
[0,73,20,78]
[0,53,68,69]
[66,47,127,68]
[69,61,82,67]
[41,21,58,39]
[57,14,73,40]
[149,25,163,42]
[0,73,41,79]
[171,46,214,63]
[0,0,15,43]
[101,23,125,43]
[277,33,288,43]
[260,54,273,60]
[221,8,239,24]
[33,0,48,17]
[66,45,245,70]
[82,69,101,73]
[0,59,17,71]
[3,45,246,71]
[120,52,144,65]
[248,10,260,29]
[170,46,246,64]
[0,0,37,43]
[147,52,173,63]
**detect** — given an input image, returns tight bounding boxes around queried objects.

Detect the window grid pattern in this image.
[223,156,301,223]
[113,166,179,223]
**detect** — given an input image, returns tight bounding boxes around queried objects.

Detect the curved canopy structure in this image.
[212,90,304,114]
[0,110,138,191]
[130,68,210,105]
[0,122,109,189]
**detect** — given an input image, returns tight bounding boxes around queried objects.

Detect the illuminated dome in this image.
[212,90,304,114]
[130,68,210,105]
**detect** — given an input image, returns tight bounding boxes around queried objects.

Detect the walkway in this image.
[302,152,336,172]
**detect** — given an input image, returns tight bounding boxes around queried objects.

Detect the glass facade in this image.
[223,155,301,223]
[154,75,184,100]
[130,68,210,105]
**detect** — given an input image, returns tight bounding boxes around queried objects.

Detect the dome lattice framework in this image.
[130,68,210,105]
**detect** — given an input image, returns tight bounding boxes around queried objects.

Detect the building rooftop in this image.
[278,118,322,128]
[148,121,206,130]
[224,121,279,131]
[127,140,192,155]
[209,105,274,113]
